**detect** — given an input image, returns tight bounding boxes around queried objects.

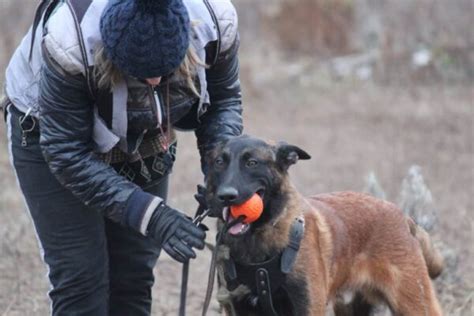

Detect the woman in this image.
[2,0,242,314]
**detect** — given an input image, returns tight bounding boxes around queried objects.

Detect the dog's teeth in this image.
[223,207,229,221]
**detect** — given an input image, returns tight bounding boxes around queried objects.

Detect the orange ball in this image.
[230,193,264,224]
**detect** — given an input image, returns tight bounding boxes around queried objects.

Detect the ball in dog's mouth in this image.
[220,190,265,236]
[223,207,251,235]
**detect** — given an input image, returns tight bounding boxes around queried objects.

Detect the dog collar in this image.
[224,216,305,315]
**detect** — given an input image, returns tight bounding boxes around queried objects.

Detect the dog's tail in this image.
[398,165,444,279]
[406,217,444,278]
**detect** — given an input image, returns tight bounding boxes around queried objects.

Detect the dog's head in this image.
[205,135,310,237]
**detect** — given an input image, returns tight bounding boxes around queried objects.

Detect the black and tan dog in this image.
[205,135,443,316]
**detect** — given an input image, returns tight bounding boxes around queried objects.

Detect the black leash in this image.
[179,210,244,316]
[178,185,245,316]
[179,260,190,316]
[179,206,211,316]
[201,216,245,316]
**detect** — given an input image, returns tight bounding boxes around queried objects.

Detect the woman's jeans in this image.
[5,104,165,316]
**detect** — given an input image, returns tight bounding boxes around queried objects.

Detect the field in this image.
[0,0,472,315]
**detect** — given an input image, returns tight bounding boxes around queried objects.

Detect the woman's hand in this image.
[147,203,206,263]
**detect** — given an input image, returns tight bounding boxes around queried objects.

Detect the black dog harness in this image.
[224,216,305,316]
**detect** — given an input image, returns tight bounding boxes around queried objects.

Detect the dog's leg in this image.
[333,292,374,316]
[350,294,374,316]
[307,287,329,316]
[381,265,443,316]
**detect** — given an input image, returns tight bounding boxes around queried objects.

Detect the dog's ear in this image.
[275,142,311,170]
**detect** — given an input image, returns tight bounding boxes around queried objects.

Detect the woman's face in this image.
[145,77,162,86]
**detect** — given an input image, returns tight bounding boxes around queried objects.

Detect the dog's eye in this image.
[215,157,225,166]
[246,159,258,168]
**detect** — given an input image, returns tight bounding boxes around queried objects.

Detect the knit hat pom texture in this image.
[100,0,190,79]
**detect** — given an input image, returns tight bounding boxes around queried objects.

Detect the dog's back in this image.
[305,191,443,315]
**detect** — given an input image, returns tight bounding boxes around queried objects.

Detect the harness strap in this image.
[281,216,305,273]
[224,257,239,290]
[256,269,278,316]
[224,216,305,315]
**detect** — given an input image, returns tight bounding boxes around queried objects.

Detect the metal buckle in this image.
[18,108,36,147]
[193,209,211,225]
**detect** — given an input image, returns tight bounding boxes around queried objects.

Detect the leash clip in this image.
[18,108,35,147]
[193,208,211,226]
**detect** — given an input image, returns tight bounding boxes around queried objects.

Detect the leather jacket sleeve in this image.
[38,50,158,232]
[195,35,243,173]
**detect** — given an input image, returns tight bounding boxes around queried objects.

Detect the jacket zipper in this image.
[149,85,162,127]
[149,85,170,151]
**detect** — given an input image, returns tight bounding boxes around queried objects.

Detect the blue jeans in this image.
[5,104,165,316]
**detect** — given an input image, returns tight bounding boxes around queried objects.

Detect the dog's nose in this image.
[217,187,239,204]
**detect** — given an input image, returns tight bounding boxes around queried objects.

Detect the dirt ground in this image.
[0,1,473,314]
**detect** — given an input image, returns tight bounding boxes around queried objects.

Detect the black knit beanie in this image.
[100,0,190,79]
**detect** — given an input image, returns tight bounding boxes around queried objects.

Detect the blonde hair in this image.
[94,45,205,96]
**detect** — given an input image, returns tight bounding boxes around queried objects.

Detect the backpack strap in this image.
[32,0,221,92]
[29,0,94,97]
[29,0,59,62]
[64,0,95,97]
[202,0,221,66]
[67,0,91,22]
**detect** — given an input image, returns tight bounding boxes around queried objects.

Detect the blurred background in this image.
[0,0,472,315]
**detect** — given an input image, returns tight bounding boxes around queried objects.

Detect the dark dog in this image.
[205,135,443,316]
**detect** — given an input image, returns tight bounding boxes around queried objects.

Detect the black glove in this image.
[194,184,208,213]
[147,203,206,263]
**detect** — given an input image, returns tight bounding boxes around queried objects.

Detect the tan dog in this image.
[205,136,443,315]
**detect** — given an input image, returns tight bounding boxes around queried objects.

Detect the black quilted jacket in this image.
[38,39,242,231]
